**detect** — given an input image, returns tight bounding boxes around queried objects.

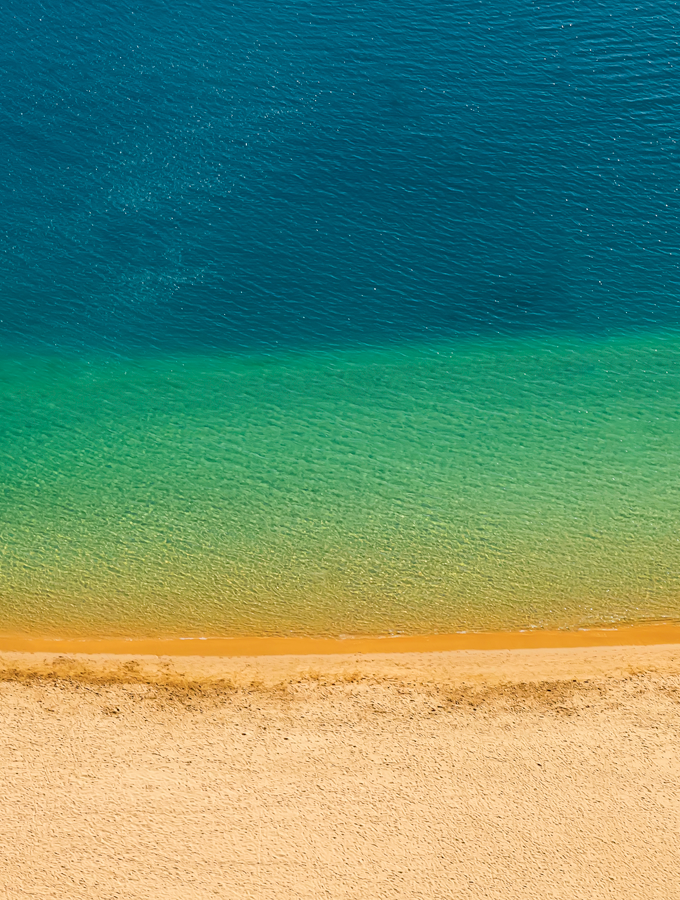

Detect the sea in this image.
[1,0,679,638]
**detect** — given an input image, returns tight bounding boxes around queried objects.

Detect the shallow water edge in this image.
[1,622,680,657]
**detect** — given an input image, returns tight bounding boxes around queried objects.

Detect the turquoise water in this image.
[1,0,679,636]
[2,333,680,637]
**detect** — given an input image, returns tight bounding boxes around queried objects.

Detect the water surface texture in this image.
[1,0,679,636]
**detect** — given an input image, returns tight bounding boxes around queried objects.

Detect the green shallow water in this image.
[2,333,680,638]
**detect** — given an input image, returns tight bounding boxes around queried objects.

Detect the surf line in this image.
[1,624,680,657]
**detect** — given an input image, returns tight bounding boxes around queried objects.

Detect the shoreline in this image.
[0,621,679,658]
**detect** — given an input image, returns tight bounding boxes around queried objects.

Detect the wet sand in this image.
[1,643,680,899]
[1,621,680,656]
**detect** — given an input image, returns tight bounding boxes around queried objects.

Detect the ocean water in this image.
[1,0,679,637]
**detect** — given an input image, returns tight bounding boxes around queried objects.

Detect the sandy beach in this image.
[1,643,679,899]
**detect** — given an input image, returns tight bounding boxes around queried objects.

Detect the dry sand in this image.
[1,644,680,899]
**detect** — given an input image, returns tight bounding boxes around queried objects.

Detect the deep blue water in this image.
[1,0,678,352]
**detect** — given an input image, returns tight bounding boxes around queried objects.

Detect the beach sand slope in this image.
[1,645,679,899]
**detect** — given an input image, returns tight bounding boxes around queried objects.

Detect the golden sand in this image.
[1,642,679,899]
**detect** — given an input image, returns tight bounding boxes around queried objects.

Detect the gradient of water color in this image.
[2,332,680,637]
[1,0,679,637]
